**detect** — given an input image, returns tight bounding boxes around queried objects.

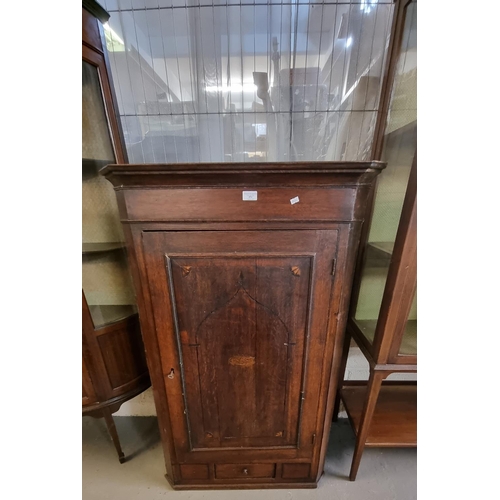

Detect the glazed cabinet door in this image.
[142,229,339,464]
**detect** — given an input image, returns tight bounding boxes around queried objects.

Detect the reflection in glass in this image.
[104,1,395,162]
[353,0,416,346]
[82,60,137,328]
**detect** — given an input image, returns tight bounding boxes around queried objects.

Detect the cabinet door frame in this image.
[82,41,127,165]
[373,156,416,364]
[348,0,417,366]
[141,229,340,464]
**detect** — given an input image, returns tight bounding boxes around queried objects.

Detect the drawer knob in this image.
[243,468,248,475]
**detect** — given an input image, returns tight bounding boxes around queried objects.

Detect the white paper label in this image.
[242,191,258,201]
[290,196,300,205]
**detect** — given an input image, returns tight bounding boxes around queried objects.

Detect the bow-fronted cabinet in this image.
[82,0,150,463]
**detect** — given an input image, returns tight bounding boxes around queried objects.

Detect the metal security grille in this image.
[102,0,394,163]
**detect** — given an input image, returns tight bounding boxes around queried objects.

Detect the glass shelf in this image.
[87,304,137,329]
[353,319,416,357]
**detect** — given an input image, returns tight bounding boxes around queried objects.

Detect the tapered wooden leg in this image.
[349,370,384,481]
[102,408,125,464]
[332,330,352,422]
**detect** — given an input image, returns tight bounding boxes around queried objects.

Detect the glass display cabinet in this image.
[333,0,417,481]
[82,0,150,463]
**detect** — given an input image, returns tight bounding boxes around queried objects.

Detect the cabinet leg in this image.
[102,408,125,464]
[332,330,351,422]
[349,370,384,481]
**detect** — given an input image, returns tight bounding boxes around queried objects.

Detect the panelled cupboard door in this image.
[142,230,339,464]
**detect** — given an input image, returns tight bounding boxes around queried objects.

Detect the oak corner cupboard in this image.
[82,0,150,463]
[101,161,384,488]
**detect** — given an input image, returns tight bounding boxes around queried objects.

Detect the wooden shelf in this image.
[341,382,417,447]
[82,242,125,254]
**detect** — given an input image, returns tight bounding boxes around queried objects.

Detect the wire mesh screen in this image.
[102,0,394,163]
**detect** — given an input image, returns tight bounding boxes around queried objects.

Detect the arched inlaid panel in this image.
[169,256,312,449]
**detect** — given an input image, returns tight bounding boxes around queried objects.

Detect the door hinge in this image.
[331,259,337,276]
[311,433,316,445]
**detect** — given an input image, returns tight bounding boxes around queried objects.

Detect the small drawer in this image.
[215,463,276,479]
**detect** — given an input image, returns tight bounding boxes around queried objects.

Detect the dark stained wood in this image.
[82,7,102,52]
[313,221,362,482]
[97,317,149,391]
[142,229,338,464]
[180,464,210,480]
[170,481,317,491]
[101,161,383,488]
[102,407,125,464]
[122,187,357,223]
[281,463,311,479]
[82,354,97,406]
[82,4,149,465]
[101,161,385,178]
[166,253,311,450]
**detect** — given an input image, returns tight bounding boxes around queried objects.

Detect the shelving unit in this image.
[333,0,417,481]
[82,0,150,464]
[341,381,417,447]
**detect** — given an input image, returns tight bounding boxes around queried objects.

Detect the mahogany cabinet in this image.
[101,161,384,488]
[82,0,150,463]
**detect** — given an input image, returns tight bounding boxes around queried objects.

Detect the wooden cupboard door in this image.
[142,230,338,462]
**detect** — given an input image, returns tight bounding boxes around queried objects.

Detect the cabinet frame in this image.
[82,1,149,465]
[334,0,417,481]
[101,161,384,489]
